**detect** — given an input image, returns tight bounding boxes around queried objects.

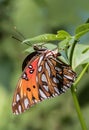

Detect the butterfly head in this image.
[33,44,48,53]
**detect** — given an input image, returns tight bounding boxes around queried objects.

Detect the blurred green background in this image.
[0,0,89,130]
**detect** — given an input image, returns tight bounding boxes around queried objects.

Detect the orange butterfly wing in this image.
[12,55,41,114]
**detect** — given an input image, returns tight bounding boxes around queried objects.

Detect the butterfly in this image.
[12,45,76,115]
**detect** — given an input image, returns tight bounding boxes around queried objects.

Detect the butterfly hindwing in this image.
[37,52,76,100]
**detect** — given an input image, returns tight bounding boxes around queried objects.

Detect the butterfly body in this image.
[12,46,76,115]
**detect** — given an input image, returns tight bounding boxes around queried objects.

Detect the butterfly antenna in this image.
[14,26,26,40]
[13,26,31,46]
[12,35,30,46]
[12,36,22,42]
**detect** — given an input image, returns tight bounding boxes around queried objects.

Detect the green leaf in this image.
[58,36,76,64]
[75,23,89,39]
[24,46,34,53]
[85,18,89,23]
[72,44,89,70]
[22,34,60,45]
[58,38,69,50]
[82,47,89,53]
[22,31,71,45]
[58,51,70,65]
[57,30,71,40]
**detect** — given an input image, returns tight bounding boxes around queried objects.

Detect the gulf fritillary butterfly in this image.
[12,45,76,115]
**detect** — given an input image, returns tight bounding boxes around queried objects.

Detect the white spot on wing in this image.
[55,93,58,96]
[16,94,20,102]
[55,67,61,72]
[38,65,42,72]
[67,82,72,87]
[28,65,33,69]
[38,55,44,66]
[18,105,22,113]
[61,88,66,92]
[64,74,73,80]
[52,94,56,97]
[36,76,38,82]
[63,85,68,90]
[53,77,59,83]
[15,110,19,115]
[19,80,22,87]
[54,87,60,94]
[22,73,26,78]
[39,89,47,99]
[41,73,47,82]
[24,98,29,109]
[43,85,49,92]
[45,62,50,76]
[46,51,52,57]
[68,69,76,77]
[12,102,16,107]
[34,99,38,103]
[47,59,53,66]
[52,93,58,97]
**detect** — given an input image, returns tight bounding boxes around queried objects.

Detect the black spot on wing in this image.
[27,87,31,92]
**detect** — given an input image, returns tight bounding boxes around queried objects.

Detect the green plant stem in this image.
[71,63,89,130]
[71,86,87,130]
[74,63,89,87]
[69,39,87,130]
[69,39,77,66]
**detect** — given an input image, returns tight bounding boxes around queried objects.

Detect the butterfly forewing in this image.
[12,54,41,114]
[12,48,76,115]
